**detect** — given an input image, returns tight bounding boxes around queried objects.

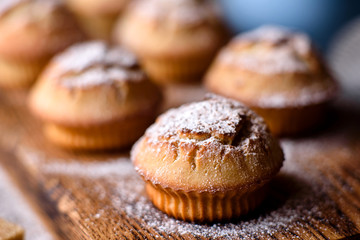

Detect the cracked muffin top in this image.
[29,41,162,126]
[205,25,338,109]
[131,95,284,192]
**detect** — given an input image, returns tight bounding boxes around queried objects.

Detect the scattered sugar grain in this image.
[0,166,54,240]
[109,137,348,238]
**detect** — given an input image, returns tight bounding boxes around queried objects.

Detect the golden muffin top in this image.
[219,25,312,75]
[128,0,221,29]
[205,26,338,108]
[29,41,162,126]
[51,41,144,88]
[132,96,284,192]
[0,0,84,60]
[115,0,225,57]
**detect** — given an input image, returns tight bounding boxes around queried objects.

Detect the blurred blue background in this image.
[219,0,360,51]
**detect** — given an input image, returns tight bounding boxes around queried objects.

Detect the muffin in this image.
[29,41,162,150]
[0,0,85,88]
[205,26,338,136]
[65,0,129,41]
[131,96,284,222]
[114,0,226,85]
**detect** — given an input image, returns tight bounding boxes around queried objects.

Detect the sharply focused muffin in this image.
[131,96,284,222]
[115,0,227,85]
[65,0,129,41]
[205,26,338,136]
[0,0,85,88]
[29,41,162,150]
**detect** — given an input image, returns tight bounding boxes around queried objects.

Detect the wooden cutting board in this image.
[0,86,360,240]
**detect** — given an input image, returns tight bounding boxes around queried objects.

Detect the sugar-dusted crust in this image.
[0,0,85,61]
[205,25,338,109]
[29,41,162,127]
[131,96,284,192]
[114,0,226,58]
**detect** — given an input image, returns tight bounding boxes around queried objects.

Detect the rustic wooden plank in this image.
[0,88,360,239]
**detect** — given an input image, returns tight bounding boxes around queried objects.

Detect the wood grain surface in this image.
[0,86,360,240]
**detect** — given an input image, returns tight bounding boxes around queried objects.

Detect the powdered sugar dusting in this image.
[17,147,133,179]
[255,84,336,108]
[0,166,54,240]
[15,130,357,238]
[221,25,312,74]
[61,68,144,88]
[108,136,352,238]
[132,0,221,27]
[146,96,247,139]
[237,25,311,55]
[53,41,143,88]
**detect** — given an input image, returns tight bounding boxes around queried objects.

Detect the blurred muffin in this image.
[132,96,284,222]
[205,26,338,136]
[29,41,162,150]
[114,0,226,85]
[65,0,129,41]
[0,0,85,89]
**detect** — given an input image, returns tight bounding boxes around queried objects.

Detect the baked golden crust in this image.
[0,0,85,61]
[65,0,129,40]
[29,41,162,126]
[114,0,226,83]
[131,96,284,221]
[251,102,329,136]
[115,0,224,57]
[205,25,337,109]
[29,41,162,149]
[0,0,85,88]
[205,26,338,135]
[65,0,128,16]
[132,96,284,192]
[0,57,47,88]
[44,114,156,150]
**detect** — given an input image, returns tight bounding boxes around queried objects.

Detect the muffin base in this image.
[141,55,213,85]
[145,181,268,223]
[44,115,155,150]
[252,102,329,136]
[0,57,47,89]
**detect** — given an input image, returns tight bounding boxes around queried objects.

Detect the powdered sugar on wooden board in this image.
[0,166,54,240]
[17,147,133,179]
[17,134,357,238]
[108,137,351,238]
